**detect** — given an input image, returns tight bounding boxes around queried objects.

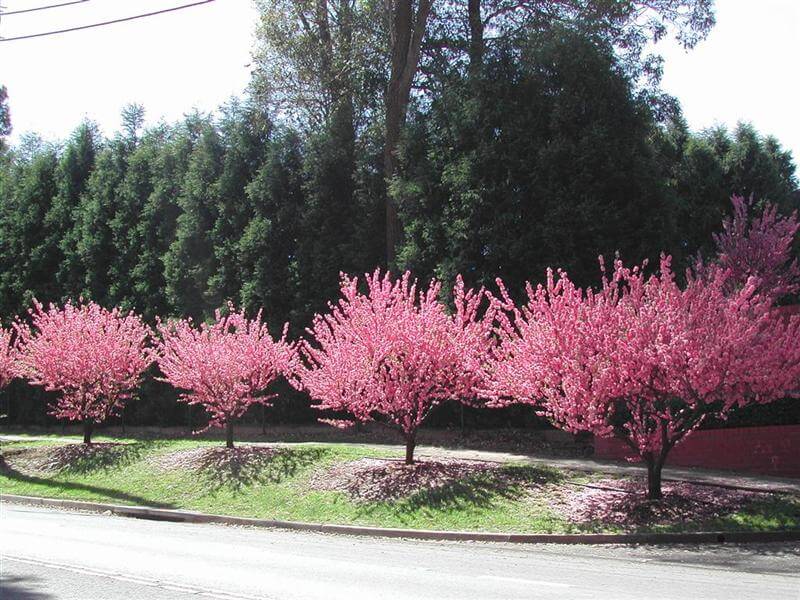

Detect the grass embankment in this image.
[1,435,798,534]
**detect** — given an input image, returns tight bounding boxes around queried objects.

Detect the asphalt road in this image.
[1,504,798,600]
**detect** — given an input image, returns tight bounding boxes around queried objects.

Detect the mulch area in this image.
[309,457,503,503]
[148,446,280,473]
[148,445,330,489]
[554,478,770,528]
[0,443,129,475]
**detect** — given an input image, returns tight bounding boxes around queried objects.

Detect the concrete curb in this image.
[3,494,799,545]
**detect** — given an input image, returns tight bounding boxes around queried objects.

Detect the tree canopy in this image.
[1,3,798,428]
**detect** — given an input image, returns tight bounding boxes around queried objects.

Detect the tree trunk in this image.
[383,0,434,266]
[404,433,416,465]
[83,418,93,445]
[646,458,663,501]
[467,0,484,76]
[384,98,403,267]
[225,421,235,449]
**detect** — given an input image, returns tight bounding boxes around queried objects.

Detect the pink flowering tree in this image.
[0,324,15,391]
[154,305,296,448]
[14,300,152,444]
[0,326,15,466]
[295,270,493,464]
[696,195,800,300]
[485,257,800,500]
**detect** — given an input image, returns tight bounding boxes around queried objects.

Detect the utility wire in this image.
[0,0,215,42]
[0,0,90,17]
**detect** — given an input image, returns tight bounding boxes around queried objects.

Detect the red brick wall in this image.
[593,425,800,478]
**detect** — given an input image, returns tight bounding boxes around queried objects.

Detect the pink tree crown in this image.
[295,270,494,461]
[154,304,296,434]
[0,324,16,389]
[485,256,800,497]
[695,195,800,300]
[13,300,152,424]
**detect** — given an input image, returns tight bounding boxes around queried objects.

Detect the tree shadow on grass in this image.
[354,464,566,514]
[0,448,176,508]
[54,441,169,475]
[195,446,331,492]
[647,494,800,536]
[403,464,565,511]
[2,441,169,476]
[0,464,177,509]
[559,478,798,534]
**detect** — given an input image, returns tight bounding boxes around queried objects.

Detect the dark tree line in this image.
[395,28,798,294]
[0,3,797,427]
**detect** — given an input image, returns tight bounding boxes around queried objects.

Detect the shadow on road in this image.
[608,542,800,575]
[0,575,53,600]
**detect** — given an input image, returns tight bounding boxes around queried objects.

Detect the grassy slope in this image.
[1,436,798,534]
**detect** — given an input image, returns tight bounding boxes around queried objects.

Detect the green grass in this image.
[1,436,798,534]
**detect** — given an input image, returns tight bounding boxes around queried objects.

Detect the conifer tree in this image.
[163,117,223,320]
[131,124,193,321]
[0,147,59,315]
[207,101,272,309]
[240,129,305,328]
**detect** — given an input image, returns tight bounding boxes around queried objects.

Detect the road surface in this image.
[1,504,798,599]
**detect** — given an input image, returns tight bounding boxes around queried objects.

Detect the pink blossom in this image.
[695,195,800,300]
[294,270,494,464]
[558,478,765,529]
[14,300,152,444]
[485,256,800,500]
[154,304,296,448]
[0,324,15,389]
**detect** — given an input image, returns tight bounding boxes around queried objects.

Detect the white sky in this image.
[656,0,800,164]
[0,0,259,142]
[1,0,799,166]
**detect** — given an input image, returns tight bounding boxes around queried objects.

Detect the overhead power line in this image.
[0,0,90,16]
[0,0,216,42]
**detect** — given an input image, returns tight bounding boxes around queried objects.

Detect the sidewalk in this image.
[414,446,800,495]
[2,434,798,494]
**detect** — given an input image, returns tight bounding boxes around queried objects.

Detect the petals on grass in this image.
[557,478,767,528]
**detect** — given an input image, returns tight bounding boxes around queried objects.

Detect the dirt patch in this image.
[555,478,768,528]
[150,445,328,490]
[309,457,509,503]
[150,446,279,472]
[1,443,133,475]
